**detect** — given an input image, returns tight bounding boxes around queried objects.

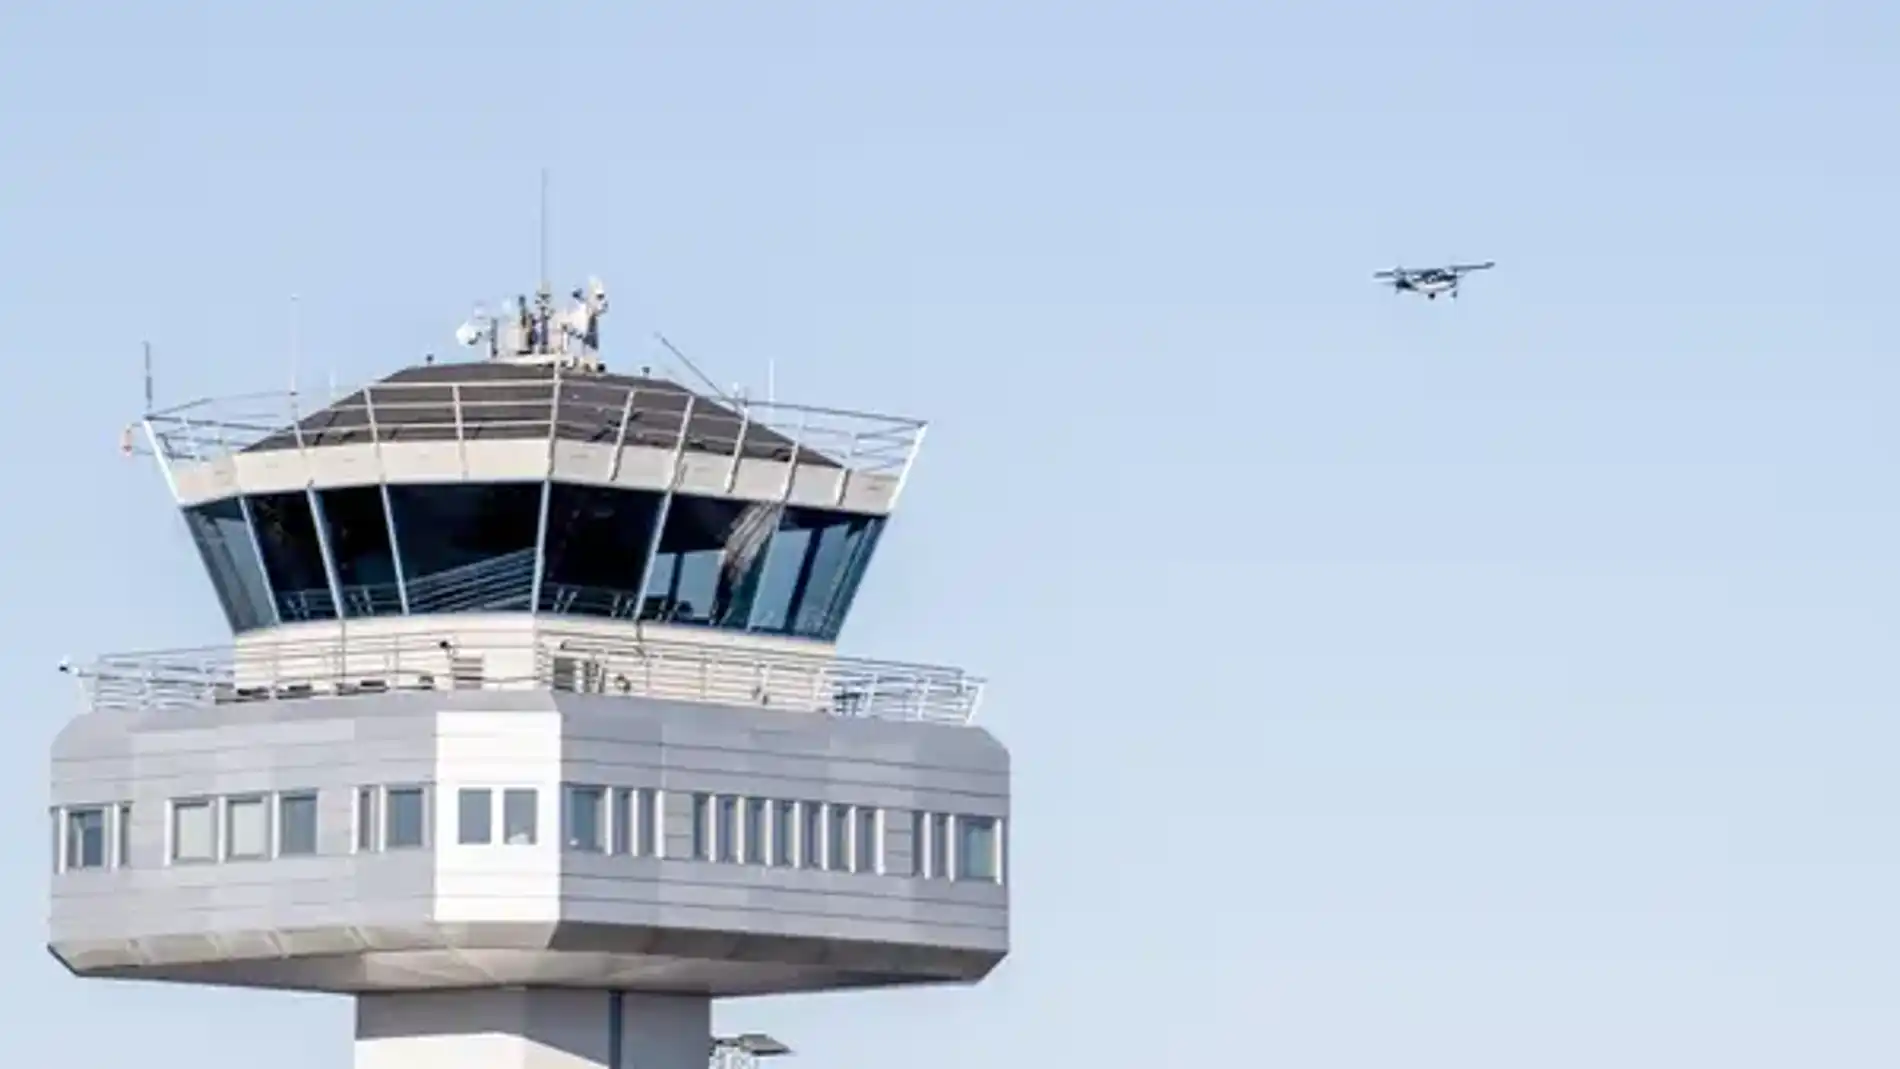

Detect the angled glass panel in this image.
[539,484,663,618]
[317,486,403,618]
[639,495,781,629]
[247,492,338,622]
[747,506,886,641]
[182,499,275,632]
[386,483,540,614]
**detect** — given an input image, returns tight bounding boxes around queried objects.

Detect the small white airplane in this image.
[1373,261,1495,300]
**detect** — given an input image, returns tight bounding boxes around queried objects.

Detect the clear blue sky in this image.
[6,1,1900,1066]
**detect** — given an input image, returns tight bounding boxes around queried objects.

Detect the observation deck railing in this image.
[141,370,926,485]
[73,629,984,726]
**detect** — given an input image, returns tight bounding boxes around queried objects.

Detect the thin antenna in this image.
[766,358,776,407]
[538,168,550,291]
[289,293,301,398]
[654,332,733,400]
[142,341,154,413]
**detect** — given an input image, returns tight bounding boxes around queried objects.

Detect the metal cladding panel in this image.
[48,689,1008,994]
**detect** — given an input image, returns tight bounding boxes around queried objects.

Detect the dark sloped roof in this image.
[246,361,837,467]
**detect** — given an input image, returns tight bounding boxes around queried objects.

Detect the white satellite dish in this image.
[454,321,482,347]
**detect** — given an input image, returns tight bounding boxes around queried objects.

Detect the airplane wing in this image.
[1371,269,1404,279]
[1448,261,1495,273]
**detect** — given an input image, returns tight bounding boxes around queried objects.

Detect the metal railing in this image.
[143,372,927,484]
[74,629,984,726]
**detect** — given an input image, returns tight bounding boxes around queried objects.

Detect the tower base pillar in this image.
[354,989,711,1069]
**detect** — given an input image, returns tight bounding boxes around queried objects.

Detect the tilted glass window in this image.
[747,507,886,641]
[928,813,949,880]
[714,795,738,863]
[640,497,781,628]
[743,798,767,865]
[386,483,540,614]
[356,787,379,851]
[317,486,403,618]
[826,804,850,871]
[181,499,275,632]
[770,800,795,867]
[690,793,711,860]
[247,491,338,622]
[539,486,664,618]
[799,801,823,870]
[854,806,879,874]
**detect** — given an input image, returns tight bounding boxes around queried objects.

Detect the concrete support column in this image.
[354,989,711,1069]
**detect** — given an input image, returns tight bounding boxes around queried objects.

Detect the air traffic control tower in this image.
[48,279,1009,1069]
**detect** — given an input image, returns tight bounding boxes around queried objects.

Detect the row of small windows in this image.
[185,483,884,641]
[54,788,1005,885]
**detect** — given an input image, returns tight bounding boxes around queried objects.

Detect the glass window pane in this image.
[386,787,426,849]
[386,484,540,613]
[957,816,998,881]
[503,788,537,845]
[909,811,926,877]
[247,492,338,622]
[747,507,885,640]
[317,486,403,617]
[172,800,215,862]
[566,786,604,851]
[928,813,948,880]
[539,485,664,618]
[117,803,132,867]
[458,788,492,845]
[770,800,794,867]
[827,805,850,870]
[226,796,268,859]
[639,497,780,628]
[182,499,275,632]
[854,807,878,873]
[691,793,711,860]
[639,789,658,856]
[356,787,378,851]
[743,798,766,865]
[65,807,107,870]
[278,794,318,855]
[714,796,738,863]
[611,789,634,854]
[800,802,823,870]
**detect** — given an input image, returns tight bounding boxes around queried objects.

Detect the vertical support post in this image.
[237,495,283,627]
[725,398,750,493]
[381,483,411,616]
[529,367,563,616]
[451,383,468,480]
[307,486,348,625]
[629,395,694,629]
[606,384,637,482]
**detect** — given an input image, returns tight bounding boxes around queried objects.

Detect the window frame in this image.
[564,784,606,852]
[63,805,109,871]
[224,794,271,861]
[502,787,538,846]
[383,785,430,850]
[457,787,494,845]
[170,797,218,864]
[277,792,319,856]
[955,814,1001,883]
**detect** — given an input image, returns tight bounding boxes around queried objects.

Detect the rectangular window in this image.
[116,803,132,867]
[503,788,537,845]
[691,793,711,860]
[715,795,738,863]
[770,800,795,867]
[566,786,605,852]
[356,787,379,851]
[827,804,850,871]
[612,788,634,854]
[909,810,927,877]
[457,788,492,845]
[928,813,949,880]
[65,807,107,870]
[743,798,767,865]
[225,795,269,860]
[957,815,999,881]
[172,799,216,863]
[639,788,659,857]
[278,793,318,856]
[854,806,879,874]
[385,787,427,849]
[800,801,822,870]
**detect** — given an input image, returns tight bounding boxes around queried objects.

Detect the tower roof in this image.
[247,361,838,468]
